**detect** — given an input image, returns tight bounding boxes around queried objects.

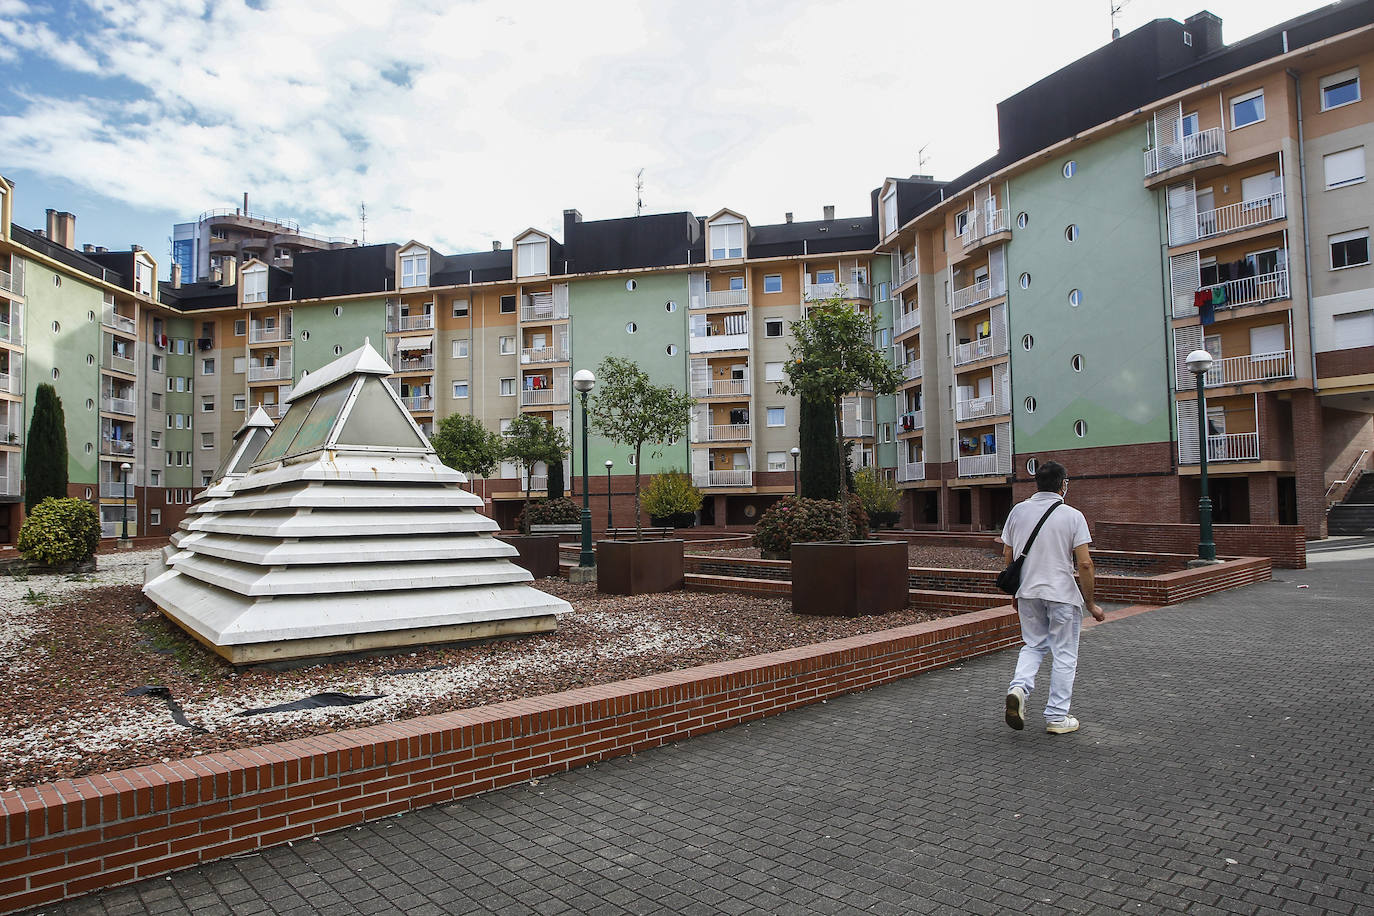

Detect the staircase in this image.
[1328,472,1374,535]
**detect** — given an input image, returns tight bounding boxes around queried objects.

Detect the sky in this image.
[0,0,1321,262]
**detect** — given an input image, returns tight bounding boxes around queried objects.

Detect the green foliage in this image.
[547,459,565,500]
[799,394,838,500]
[753,496,870,555]
[430,413,503,480]
[24,384,69,512]
[853,467,900,515]
[641,470,702,519]
[514,497,581,534]
[589,356,697,537]
[503,414,570,506]
[17,497,100,566]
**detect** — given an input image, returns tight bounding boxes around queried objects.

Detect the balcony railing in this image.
[897,460,925,483]
[1203,432,1261,462]
[0,460,18,497]
[0,314,15,344]
[1183,350,1295,388]
[388,314,435,332]
[1144,126,1226,177]
[690,378,750,398]
[1209,269,1290,311]
[700,289,750,309]
[690,331,749,354]
[101,352,137,376]
[0,372,17,395]
[0,423,16,446]
[704,423,751,441]
[898,410,923,432]
[249,322,292,344]
[693,469,752,488]
[248,361,292,382]
[520,386,568,407]
[401,395,434,412]
[958,453,1000,477]
[391,354,435,373]
[100,437,136,457]
[841,418,875,438]
[896,259,918,287]
[805,281,871,301]
[1196,192,1285,240]
[101,395,137,416]
[0,267,23,297]
[520,301,569,322]
[955,394,1007,422]
[101,307,136,335]
[520,346,569,365]
[901,360,922,381]
[951,278,998,312]
[954,334,1008,366]
[893,307,920,338]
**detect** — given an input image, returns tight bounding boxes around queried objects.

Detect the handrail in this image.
[1325,448,1370,507]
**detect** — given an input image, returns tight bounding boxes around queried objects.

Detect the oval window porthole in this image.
[1071,354,1084,372]
[84,487,93,500]
[1016,211,1029,229]
[1019,272,1032,289]
[625,322,638,334]
[51,367,59,379]
[51,320,61,334]
[333,345,343,356]
[1026,458,1038,475]
[334,306,343,317]
[1024,396,1037,414]
[86,398,95,410]
[1068,288,1082,307]
[1065,224,1080,242]
[53,275,62,288]
[625,279,637,291]
[666,344,678,356]
[300,330,311,341]
[87,310,96,323]
[85,442,93,454]
[1022,334,1034,351]
[1074,419,1087,438]
[1063,160,1077,178]
[665,301,677,313]
[85,354,95,365]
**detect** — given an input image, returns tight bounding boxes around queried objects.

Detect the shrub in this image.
[514,497,581,534]
[853,467,900,516]
[641,470,702,520]
[753,496,870,555]
[18,498,100,566]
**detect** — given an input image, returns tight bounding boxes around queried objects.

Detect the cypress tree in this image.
[799,394,839,500]
[24,383,69,512]
[547,459,565,500]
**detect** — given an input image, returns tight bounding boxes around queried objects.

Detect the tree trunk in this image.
[633,444,643,539]
[522,466,532,532]
[835,396,851,543]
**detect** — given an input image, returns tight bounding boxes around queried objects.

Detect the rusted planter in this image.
[596,539,685,595]
[496,534,561,579]
[790,540,908,616]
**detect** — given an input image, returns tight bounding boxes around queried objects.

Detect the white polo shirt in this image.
[1000,491,1092,608]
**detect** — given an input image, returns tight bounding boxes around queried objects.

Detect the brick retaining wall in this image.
[1092,522,1306,568]
[0,610,1025,912]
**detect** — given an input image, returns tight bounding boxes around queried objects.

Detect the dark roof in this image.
[9,224,122,286]
[561,211,702,273]
[157,280,237,310]
[432,247,513,285]
[748,215,877,258]
[84,250,140,291]
[292,244,396,299]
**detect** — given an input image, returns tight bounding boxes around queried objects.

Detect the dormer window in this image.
[516,235,548,277]
[243,264,267,303]
[709,216,744,260]
[400,248,429,288]
[134,256,154,296]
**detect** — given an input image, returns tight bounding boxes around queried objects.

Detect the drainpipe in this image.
[1287,68,1319,390]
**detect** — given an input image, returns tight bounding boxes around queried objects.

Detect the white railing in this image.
[249,322,292,343]
[842,418,875,438]
[248,360,292,382]
[1196,192,1285,240]
[958,453,1000,477]
[899,410,923,432]
[954,334,1008,366]
[690,332,749,354]
[388,313,434,332]
[102,395,137,416]
[706,424,751,441]
[702,289,749,308]
[1210,269,1290,311]
[1145,126,1226,177]
[0,423,15,445]
[805,282,871,301]
[951,278,998,312]
[902,360,923,382]
[691,378,750,398]
[100,437,136,457]
[100,520,137,539]
[963,208,1009,246]
[0,267,22,297]
[101,307,136,335]
[898,460,925,483]
[1203,432,1260,462]
[520,346,569,365]
[0,372,16,395]
[955,394,1007,422]
[693,469,752,488]
[520,302,569,322]
[520,387,568,407]
[391,354,435,373]
[101,352,137,375]
[1325,449,1370,505]
[896,259,918,287]
[0,315,13,344]
[1185,350,1295,388]
[0,458,17,497]
[401,395,434,412]
[893,307,920,337]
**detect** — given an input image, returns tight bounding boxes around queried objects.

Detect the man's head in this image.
[1035,460,1068,494]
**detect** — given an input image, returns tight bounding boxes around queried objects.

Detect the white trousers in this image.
[1008,598,1082,722]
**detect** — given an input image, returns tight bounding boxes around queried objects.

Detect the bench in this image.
[605,526,676,540]
[529,524,583,541]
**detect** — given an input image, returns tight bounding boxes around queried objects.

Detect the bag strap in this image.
[1017,502,1061,560]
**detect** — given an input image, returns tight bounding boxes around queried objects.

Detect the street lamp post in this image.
[604,460,614,531]
[119,461,132,543]
[1185,349,1217,563]
[573,369,596,569]
[789,446,800,495]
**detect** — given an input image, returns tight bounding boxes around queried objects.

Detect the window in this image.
[764,361,784,382]
[150,509,161,527]
[134,259,153,296]
[234,319,246,337]
[500,378,515,396]
[954,210,970,236]
[874,328,890,349]
[625,322,637,334]
[625,279,637,291]
[1022,334,1034,350]
[151,393,161,410]
[763,451,786,471]
[1062,160,1077,178]
[451,338,469,358]
[1241,171,1277,208]
[233,356,246,374]
[1334,310,1374,349]
[166,377,174,392]
[1068,289,1082,307]
[202,472,212,487]
[150,470,159,485]
[1073,420,1087,438]
[766,407,786,427]
[452,300,469,318]
[876,281,890,302]
[175,338,187,355]
[1321,68,1360,111]
[1331,230,1370,270]
[1019,272,1032,289]
[816,270,836,285]
[1324,147,1365,189]
[516,238,548,276]
[499,295,516,313]
[1231,89,1265,129]
[764,274,782,294]
[151,354,162,372]
[1064,224,1079,242]
[453,382,469,399]
[1250,324,1286,358]
[709,217,744,259]
[400,250,429,288]
[150,432,160,448]
[879,423,892,444]
[176,376,186,392]
[201,396,214,412]
[243,266,267,303]
[1071,354,1084,372]
[665,301,677,312]
[764,318,784,338]
[1016,211,1029,229]
[727,275,745,292]
[499,336,515,355]
[882,188,898,237]
[201,358,214,375]
[499,418,512,434]
[1026,458,1038,476]
[1024,397,1037,414]
[174,413,184,429]
[233,394,246,411]
[201,432,214,450]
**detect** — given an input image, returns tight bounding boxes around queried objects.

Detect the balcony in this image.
[0,422,17,446]
[954,334,1008,367]
[805,281,871,301]
[0,371,17,395]
[520,346,569,365]
[1209,269,1290,311]
[0,266,23,297]
[841,417,874,438]
[893,307,920,338]
[951,279,999,312]
[1144,126,1225,178]
[964,208,1009,247]
[100,437,136,457]
[0,458,17,497]
[901,360,922,381]
[898,410,923,433]
[520,300,569,323]
[389,313,435,333]
[0,313,16,344]
[1196,192,1285,242]
[696,289,749,309]
[956,394,1008,422]
[101,307,136,336]
[690,378,750,398]
[897,460,925,483]
[101,395,137,416]
[895,259,918,288]
[520,386,568,407]
[391,353,435,373]
[1183,432,1261,463]
[100,480,132,498]
[248,360,292,382]
[704,423,751,442]
[958,453,1000,477]
[401,395,434,412]
[249,322,292,344]
[101,351,137,376]
[690,330,749,354]
[1182,350,1295,389]
[693,469,752,488]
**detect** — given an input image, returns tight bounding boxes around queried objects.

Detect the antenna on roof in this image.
[359,202,367,245]
[917,143,931,174]
[1109,0,1131,39]
[635,168,645,217]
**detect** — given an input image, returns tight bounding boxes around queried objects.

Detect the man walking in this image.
[1001,461,1105,735]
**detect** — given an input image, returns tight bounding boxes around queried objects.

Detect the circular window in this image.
[53,275,62,288]
[85,398,94,410]
[84,487,93,500]
[665,301,678,313]
[334,306,343,317]
[1019,272,1032,289]
[1065,224,1080,242]
[1063,160,1077,178]
[1021,334,1034,351]
[627,454,636,466]
[625,322,637,334]
[743,504,757,519]
[1068,288,1082,307]
[51,368,59,379]
[1074,420,1087,438]
[51,320,61,334]
[1071,354,1084,372]
[1016,211,1029,229]
[85,354,94,365]
[1024,396,1037,414]
[85,442,93,454]
[87,310,95,323]
[666,344,678,356]
[333,345,343,356]
[625,279,637,291]
[1026,458,1038,476]
[300,330,311,341]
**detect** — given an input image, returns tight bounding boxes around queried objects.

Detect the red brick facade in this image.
[1092,521,1306,568]
[1315,344,1374,380]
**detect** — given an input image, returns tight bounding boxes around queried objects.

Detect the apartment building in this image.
[171,199,355,284]
[1,0,1370,543]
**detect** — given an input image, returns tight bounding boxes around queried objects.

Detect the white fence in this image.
[693,469,752,488]
[1145,126,1225,177]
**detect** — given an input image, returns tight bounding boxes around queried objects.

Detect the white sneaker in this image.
[1004,687,1027,731]
[1045,716,1080,735]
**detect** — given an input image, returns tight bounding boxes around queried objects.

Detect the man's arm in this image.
[1002,544,1016,611]
[1073,544,1105,621]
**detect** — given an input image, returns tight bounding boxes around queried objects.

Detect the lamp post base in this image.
[568,565,598,585]
[1186,557,1224,568]
[116,539,134,550]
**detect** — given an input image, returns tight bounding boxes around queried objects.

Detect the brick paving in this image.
[30,537,1374,915]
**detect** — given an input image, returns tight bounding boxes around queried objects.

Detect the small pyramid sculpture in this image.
[144,344,571,664]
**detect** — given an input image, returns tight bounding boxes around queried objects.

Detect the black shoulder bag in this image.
[995,502,1060,595]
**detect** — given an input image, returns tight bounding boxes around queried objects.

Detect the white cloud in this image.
[0,0,1313,253]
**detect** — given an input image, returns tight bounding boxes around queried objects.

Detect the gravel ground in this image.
[0,556,950,791]
[688,544,1007,570]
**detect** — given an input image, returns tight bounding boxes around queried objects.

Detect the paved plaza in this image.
[29,538,1374,915]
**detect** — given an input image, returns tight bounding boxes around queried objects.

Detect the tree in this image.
[799,394,839,499]
[588,356,697,538]
[547,459,565,500]
[24,383,69,512]
[776,296,901,541]
[502,414,569,518]
[430,413,503,486]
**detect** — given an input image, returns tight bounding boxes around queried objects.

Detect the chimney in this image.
[45,209,76,249]
[823,205,835,221]
[243,191,249,215]
[171,263,182,289]
[1183,11,1222,54]
[563,208,583,239]
[785,212,793,224]
[492,241,502,251]
[220,258,237,288]
[83,244,95,253]
[131,244,143,252]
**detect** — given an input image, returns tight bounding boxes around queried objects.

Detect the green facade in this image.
[871,256,897,470]
[163,316,195,488]
[291,298,387,381]
[1006,126,1172,455]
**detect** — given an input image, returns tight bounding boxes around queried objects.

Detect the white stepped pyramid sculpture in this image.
[144,344,571,663]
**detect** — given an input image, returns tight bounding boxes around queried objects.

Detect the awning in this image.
[398,336,433,352]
